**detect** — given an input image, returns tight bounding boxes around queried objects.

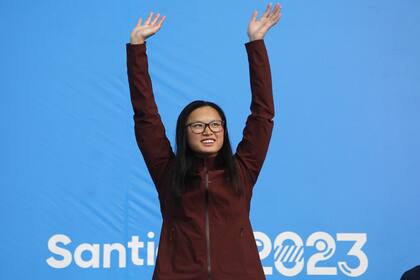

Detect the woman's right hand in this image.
[130,12,166,45]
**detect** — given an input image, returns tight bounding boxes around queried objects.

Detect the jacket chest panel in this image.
[169,170,247,223]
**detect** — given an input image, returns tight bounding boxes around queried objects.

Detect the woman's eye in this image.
[192,123,204,129]
[211,123,220,128]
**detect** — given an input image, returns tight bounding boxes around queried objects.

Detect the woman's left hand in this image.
[247,2,282,42]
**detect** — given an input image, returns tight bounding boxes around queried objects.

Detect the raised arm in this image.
[126,12,174,190]
[234,3,282,188]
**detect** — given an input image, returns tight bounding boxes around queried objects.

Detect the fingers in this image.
[136,12,166,28]
[151,12,160,25]
[269,3,282,20]
[263,3,282,26]
[256,3,281,24]
[255,2,281,35]
[262,2,272,18]
[270,3,282,24]
[136,18,142,26]
[250,10,258,22]
[144,12,153,25]
[157,15,166,27]
[273,11,281,23]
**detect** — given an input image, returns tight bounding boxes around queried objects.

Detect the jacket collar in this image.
[191,154,224,171]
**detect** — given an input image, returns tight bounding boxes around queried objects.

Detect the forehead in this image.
[187,106,222,123]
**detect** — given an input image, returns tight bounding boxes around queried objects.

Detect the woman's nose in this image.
[202,125,212,135]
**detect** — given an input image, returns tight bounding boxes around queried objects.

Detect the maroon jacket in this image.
[126,39,274,280]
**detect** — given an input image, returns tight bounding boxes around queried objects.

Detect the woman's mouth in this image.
[201,139,215,146]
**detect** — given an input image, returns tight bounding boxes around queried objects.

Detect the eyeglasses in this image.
[185,120,225,134]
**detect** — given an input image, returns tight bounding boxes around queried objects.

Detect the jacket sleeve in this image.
[234,39,274,188]
[126,41,174,190]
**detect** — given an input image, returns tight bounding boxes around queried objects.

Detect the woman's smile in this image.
[201,138,216,145]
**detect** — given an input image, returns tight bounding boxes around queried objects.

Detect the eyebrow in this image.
[188,119,221,123]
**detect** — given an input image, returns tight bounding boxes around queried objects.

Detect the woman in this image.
[126,3,282,280]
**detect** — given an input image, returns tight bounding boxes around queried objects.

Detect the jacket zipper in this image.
[204,159,212,279]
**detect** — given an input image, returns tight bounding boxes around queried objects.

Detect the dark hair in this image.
[170,100,242,201]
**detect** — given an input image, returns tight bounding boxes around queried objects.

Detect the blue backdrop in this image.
[1,0,419,279]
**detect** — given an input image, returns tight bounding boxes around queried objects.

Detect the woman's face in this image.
[186,106,224,157]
